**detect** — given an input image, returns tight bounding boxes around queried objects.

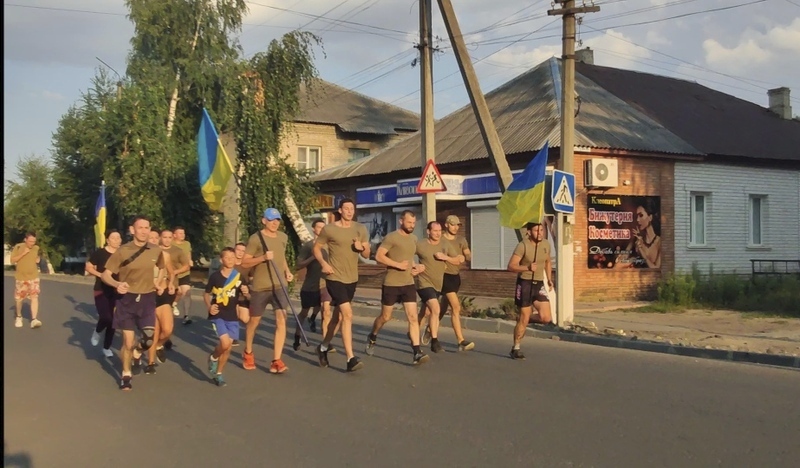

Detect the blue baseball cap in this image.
[263,208,281,221]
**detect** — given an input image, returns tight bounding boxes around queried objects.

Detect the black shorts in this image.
[441,273,461,294]
[178,275,191,287]
[514,278,550,308]
[326,280,357,307]
[113,292,157,331]
[156,290,177,307]
[300,288,332,309]
[381,284,417,306]
[417,287,440,303]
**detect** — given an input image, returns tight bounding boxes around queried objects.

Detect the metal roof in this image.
[296,79,420,135]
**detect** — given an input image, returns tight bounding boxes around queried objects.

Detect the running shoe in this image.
[214,374,227,387]
[156,346,167,364]
[182,316,193,325]
[346,357,364,372]
[308,317,317,333]
[458,340,475,352]
[509,348,526,360]
[91,330,101,347]
[14,316,23,328]
[172,304,180,317]
[421,326,432,345]
[413,351,430,365]
[365,334,377,356]
[30,319,42,329]
[292,336,301,351]
[269,359,288,374]
[208,354,219,376]
[102,348,114,358]
[144,364,157,375]
[232,340,240,347]
[243,351,256,370]
[120,376,132,391]
[430,339,443,353]
[316,344,329,368]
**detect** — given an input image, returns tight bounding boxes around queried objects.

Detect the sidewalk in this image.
[12,272,800,368]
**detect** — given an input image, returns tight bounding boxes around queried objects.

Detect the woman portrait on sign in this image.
[616,198,661,269]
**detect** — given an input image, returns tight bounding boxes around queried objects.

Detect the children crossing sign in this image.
[417,159,447,193]
[551,170,575,214]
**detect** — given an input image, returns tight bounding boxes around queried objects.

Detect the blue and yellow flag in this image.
[497,142,549,228]
[198,108,234,212]
[94,181,107,248]
[212,270,241,307]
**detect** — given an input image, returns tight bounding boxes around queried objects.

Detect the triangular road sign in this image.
[417,159,446,193]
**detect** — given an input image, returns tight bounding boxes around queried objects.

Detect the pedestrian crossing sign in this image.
[551,170,575,214]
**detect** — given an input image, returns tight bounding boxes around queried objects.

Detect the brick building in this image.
[312,52,800,301]
[283,79,419,173]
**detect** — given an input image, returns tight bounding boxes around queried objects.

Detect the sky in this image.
[4,0,800,185]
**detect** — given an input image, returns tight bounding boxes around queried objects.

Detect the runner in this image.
[144,228,189,374]
[204,247,250,387]
[101,215,172,390]
[313,198,369,372]
[414,221,463,354]
[10,232,43,329]
[85,230,123,357]
[172,226,194,325]
[240,208,294,374]
[506,222,553,360]
[232,242,251,346]
[424,215,475,351]
[365,210,429,365]
[293,219,339,352]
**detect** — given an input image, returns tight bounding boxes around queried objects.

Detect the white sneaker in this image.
[102,348,114,358]
[15,317,23,328]
[91,330,101,347]
[30,319,42,329]
[172,305,180,317]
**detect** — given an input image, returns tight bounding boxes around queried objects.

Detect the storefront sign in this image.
[587,195,662,269]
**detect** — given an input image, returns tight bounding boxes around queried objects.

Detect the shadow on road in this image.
[62,316,120,382]
[4,440,33,468]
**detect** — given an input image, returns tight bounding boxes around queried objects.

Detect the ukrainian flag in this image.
[198,108,234,212]
[94,181,107,248]
[497,142,549,228]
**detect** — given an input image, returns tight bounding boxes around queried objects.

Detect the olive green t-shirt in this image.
[166,245,190,275]
[174,240,192,279]
[315,222,369,285]
[415,239,458,291]
[105,241,164,294]
[379,231,418,287]
[12,243,40,281]
[443,236,469,275]
[298,240,327,292]
[245,231,289,292]
[512,239,550,281]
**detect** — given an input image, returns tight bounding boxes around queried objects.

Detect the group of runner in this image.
[10,197,553,391]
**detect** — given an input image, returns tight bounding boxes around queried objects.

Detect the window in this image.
[749,195,766,246]
[690,193,707,245]
[348,148,370,162]
[297,146,321,172]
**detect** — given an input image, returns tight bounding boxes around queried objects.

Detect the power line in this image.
[4,3,126,16]
[245,1,408,36]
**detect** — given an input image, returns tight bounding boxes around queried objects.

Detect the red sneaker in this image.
[269,359,288,374]
[243,351,256,370]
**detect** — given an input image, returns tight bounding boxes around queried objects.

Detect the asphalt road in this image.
[4,277,800,468]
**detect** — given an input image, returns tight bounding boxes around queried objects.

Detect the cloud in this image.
[35,90,66,101]
[703,38,772,72]
[702,17,800,74]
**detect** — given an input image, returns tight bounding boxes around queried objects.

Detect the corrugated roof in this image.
[313,58,706,182]
[296,79,420,135]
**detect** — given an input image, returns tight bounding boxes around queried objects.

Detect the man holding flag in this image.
[497,143,554,360]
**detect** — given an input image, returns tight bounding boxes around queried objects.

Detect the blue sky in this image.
[4,0,800,184]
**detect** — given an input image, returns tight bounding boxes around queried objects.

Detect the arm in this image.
[544,257,553,286]
[375,247,408,271]
[313,240,333,274]
[85,261,102,279]
[507,254,536,274]
[241,252,271,269]
[462,246,472,262]
[10,246,29,264]
[173,251,191,276]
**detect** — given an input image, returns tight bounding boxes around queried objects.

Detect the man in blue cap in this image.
[240,208,294,374]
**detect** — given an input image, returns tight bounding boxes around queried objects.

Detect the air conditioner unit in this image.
[585,158,619,188]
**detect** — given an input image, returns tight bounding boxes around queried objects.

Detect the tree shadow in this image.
[64,294,96,321]
[4,439,33,468]
[62,316,119,381]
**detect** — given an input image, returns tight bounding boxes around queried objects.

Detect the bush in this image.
[657,273,695,307]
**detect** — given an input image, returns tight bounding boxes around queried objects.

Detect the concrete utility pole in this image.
[436,0,525,241]
[420,0,436,225]
[548,0,599,327]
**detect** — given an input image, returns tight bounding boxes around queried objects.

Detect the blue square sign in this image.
[551,170,575,214]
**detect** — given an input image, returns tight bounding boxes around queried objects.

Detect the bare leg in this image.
[404,302,421,346]
[513,306,533,347]
[530,301,552,324]
[273,309,287,361]
[425,299,440,340]
[121,330,136,376]
[244,316,262,354]
[215,335,233,374]
[370,305,395,337]
[445,292,466,343]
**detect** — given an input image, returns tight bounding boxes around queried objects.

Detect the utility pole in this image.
[548,0,599,327]
[420,0,436,225]
[437,0,525,241]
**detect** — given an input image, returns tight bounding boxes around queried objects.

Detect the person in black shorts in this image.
[365,210,429,365]
[506,222,553,360]
[294,219,338,352]
[85,230,123,358]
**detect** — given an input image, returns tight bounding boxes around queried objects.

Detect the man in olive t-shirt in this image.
[172,226,194,324]
[366,210,430,365]
[313,198,370,372]
[10,232,42,329]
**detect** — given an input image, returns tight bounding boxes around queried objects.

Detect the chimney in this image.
[576,47,594,65]
[767,87,792,119]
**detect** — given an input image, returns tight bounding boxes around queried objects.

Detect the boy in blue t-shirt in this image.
[204,247,250,386]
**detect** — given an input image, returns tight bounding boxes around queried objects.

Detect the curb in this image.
[11,272,799,369]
